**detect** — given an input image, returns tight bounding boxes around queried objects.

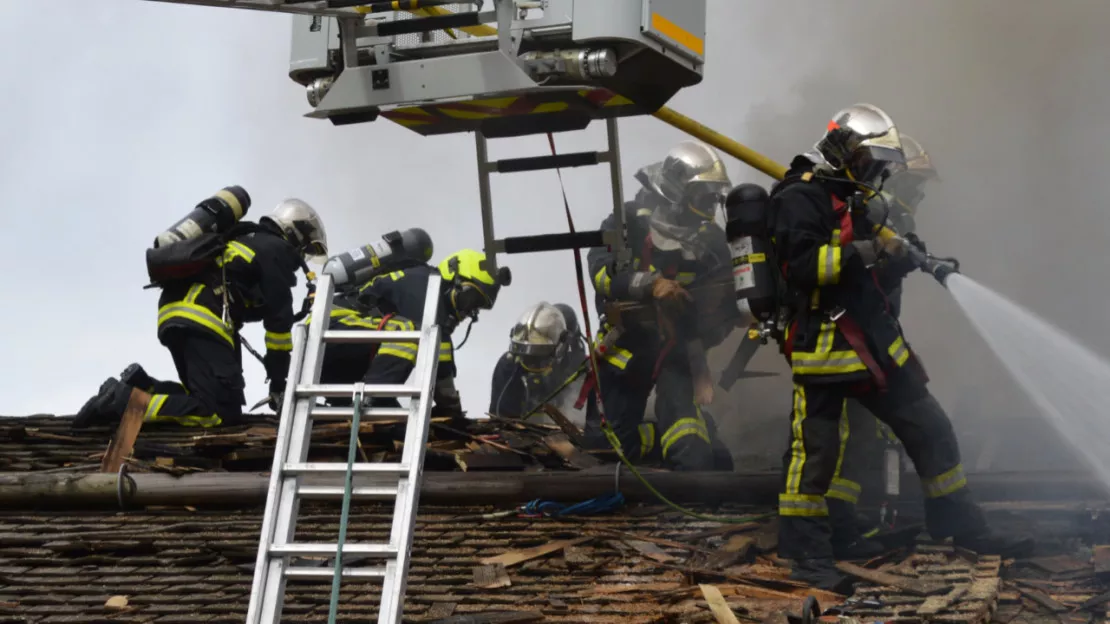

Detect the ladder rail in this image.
[379,275,442,623]
[245,322,310,624]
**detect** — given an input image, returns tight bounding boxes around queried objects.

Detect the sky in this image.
[3,0,1110,472]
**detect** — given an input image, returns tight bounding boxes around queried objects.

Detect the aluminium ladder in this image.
[247,271,443,624]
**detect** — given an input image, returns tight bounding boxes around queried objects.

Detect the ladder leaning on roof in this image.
[246,272,443,624]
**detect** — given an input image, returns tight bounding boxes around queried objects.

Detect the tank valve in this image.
[307,76,334,107]
[519,48,619,82]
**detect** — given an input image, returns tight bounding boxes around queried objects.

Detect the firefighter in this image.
[73,198,328,429]
[825,133,940,560]
[355,248,511,412]
[771,103,1031,589]
[489,302,589,421]
[584,141,738,471]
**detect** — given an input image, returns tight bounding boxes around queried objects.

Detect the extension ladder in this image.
[246,272,442,624]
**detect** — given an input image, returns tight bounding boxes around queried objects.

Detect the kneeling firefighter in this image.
[354,247,512,412]
[584,141,739,471]
[307,229,436,407]
[770,103,1031,589]
[74,190,327,430]
[489,302,590,424]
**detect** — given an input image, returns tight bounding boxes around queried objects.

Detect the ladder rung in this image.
[296,384,420,398]
[322,330,422,344]
[492,151,603,173]
[284,566,389,580]
[283,462,410,475]
[500,230,608,254]
[270,543,397,557]
[310,405,410,422]
[374,11,486,37]
[297,484,400,499]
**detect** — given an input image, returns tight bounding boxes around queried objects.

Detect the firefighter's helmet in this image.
[884,133,938,219]
[438,249,511,319]
[814,103,907,187]
[509,302,570,372]
[264,198,329,264]
[654,141,732,215]
[552,303,580,339]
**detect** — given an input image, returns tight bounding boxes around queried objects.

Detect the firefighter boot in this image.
[119,363,155,393]
[828,499,885,560]
[73,377,133,429]
[954,530,1035,559]
[789,559,855,594]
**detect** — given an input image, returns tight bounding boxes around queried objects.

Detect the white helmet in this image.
[508,302,569,372]
[264,198,329,264]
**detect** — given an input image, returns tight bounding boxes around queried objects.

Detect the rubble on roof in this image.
[0,413,613,474]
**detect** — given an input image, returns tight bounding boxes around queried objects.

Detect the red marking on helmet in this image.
[827,120,841,131]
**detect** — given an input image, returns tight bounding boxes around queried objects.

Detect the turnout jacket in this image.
[488,342,588,418]
[771,156,917,385]
[586,195,736,373]
[355,264,455,380]
[156,222,300,390]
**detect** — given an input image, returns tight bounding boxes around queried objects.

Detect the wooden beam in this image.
[0,470,1106,510]
[99,389,151,473]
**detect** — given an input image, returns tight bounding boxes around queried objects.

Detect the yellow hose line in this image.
[652,106,788,181]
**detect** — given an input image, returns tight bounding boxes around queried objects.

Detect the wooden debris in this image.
[918,583,969,615]
[699,584,741,624]
[479,536,592,568]
[542,433,600,469]
[538,404,584,442]
[472,563,511,589]
[104,595,129,610]
[624,538,677,563]
[100,389,150,473]
[425,602,457,619]
[837,561,950,596]
[427,613,544,624]
[1094,545,1110,574]
[1015,583,1067,613]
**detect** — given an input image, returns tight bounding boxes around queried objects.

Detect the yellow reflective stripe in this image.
[660,409,710,458]
[265,331,293,351]
[830,398,850,483]
[158,295,235,348]
[922,464,968,498]
[827,478,862,504]
[816,244,841,285]
[636,208,652,218]
[592,266,611,296]
[438,341,454,363]
[306,307,360,325]
[602,347,632,370]
[887,336,910,367]
[792,326,868,375]
[337,315,383,329]
[785,385,807,494]
[184,283,205,304]
[143,394,222,428]
[217,240,256,266]
[675,272,696,285]
[638,423,656,458]
[779,493,828,517]
[379,344,418,362]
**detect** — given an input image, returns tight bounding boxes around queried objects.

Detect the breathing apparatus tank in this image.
[724,183,779,326]
[322,228,434,289]
[153,186,251,248]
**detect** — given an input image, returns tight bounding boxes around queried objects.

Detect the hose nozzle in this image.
[899,235,960,286]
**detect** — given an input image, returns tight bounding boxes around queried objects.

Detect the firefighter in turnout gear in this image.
[827,133,941,560]
[356,248,511,412]
[74,197,328,430]
[772,104,1032,589]
[584,141,739,471]
[489,302,589,421]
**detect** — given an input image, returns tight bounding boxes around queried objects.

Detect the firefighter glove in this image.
[651,276,692,302]
[879,235,908,259]
[851,240,880,267]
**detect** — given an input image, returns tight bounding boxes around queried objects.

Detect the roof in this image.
[4,414,1110,623]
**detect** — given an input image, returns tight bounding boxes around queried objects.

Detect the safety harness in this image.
[778,172,888,390]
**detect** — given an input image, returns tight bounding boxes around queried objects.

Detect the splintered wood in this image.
[840,545,1002,623]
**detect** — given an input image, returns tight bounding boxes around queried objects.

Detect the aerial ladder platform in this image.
[134,1,789,622]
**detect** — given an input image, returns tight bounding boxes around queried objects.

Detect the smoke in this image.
[704,0,1110,472]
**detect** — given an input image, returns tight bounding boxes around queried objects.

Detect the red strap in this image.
[831,195,854,245]
[640,235,652,271]
[574,370,596,410]
[831,313,888,391]
[377,313,395,331]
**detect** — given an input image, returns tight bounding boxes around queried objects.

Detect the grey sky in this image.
[3,0,1110,475]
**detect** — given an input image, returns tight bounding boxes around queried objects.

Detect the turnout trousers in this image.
[824,399,891,543]
[137,328,246,428]
[779,365,987,561]
[583,329,733,471]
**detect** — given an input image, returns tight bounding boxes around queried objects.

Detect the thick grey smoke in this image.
[708,0,1110,472]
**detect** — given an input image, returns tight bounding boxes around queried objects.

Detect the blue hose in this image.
[519,493,625,518]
